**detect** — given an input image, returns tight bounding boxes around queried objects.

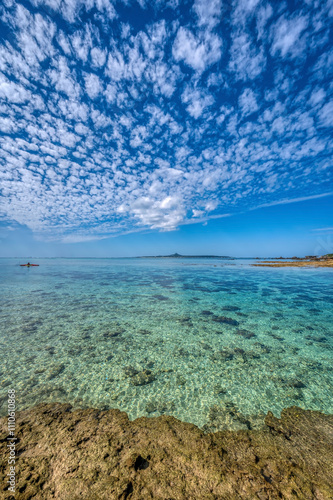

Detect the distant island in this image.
[139,253,234,259]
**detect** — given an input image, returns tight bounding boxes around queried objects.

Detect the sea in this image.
[1,257,332,431]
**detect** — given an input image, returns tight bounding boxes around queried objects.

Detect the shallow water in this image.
[1,258,332,431]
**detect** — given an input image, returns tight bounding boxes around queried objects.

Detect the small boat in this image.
[20,263,39,267]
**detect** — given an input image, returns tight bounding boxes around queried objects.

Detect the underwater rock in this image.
[46,363,65,380]
[244,350,261,360]
[34,368,46,374]
[104,327,126,338]
[177,316,193,327]
[288,379,307,389]
[145,401,158,413]
[313,336,328,343]
[213,385,228,396]
[211,315,239,326]
[22,323,39,333]
[152,294,169,301]
[81,333,91,340]
[2,403,333,499]
[157,401,176,414]
[177,347,190,357]
[200,343,212,351]
[201,310,214,316]
[45,346,56,355]
[271,334,284,341]
[210,350,234,362]
[130,370,156,386]
[175,375,186,386]
[254,342,271,353]
[235,329,256,339]
[145,401,175,414]
[67,346,82,356]
[123,366,140,377]
[222,305,241,312]
[137,329,151,335]
[204,402,252,433]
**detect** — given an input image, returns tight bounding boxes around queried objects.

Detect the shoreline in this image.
[252,258,333,268]
[1,403,332,499]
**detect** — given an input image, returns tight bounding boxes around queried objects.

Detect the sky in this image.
[0,0,332,257]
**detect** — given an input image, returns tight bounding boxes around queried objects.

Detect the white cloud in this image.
[84,73,103,99]
[172,27,222,72]
[256,4,273,39]
[193,0,222,29]
[238,88,258,116]
[129,195,186,230]
[90,47,107,67]
[182,86,214,119]
[0,0,331,242]
[229,31,266,80]
[0,74,31,103]
[318,100,333,127]
[271,14,308,58]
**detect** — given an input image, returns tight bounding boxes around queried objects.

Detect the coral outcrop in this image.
[1,403,332,499]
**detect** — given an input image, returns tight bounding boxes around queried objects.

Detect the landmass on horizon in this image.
[139,253,234,259]
[136,253,333,267]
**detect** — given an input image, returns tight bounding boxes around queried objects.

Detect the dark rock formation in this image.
[1,404,332,499]
[211,315,239,326]
[130,370,156,386]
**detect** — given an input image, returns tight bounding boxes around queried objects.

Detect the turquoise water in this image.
[0,258,332,431]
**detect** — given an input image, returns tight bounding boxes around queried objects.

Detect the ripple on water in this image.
[0,258,332,431]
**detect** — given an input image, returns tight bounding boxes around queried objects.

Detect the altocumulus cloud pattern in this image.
[0,0,332,242]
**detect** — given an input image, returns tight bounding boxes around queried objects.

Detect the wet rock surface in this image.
[1,403,332,499]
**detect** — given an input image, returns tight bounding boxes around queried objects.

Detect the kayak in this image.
[20,264,39,267]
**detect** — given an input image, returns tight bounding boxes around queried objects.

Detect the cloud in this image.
[254,192,333,209]
[0,74,31,103]
[238,88,258,116]
[229,31,266,80]
[318,100,333,128]
[270,14,308,58]
[0,0,331,242]
[121,195,186,231]
[181,85,214,119]
[193,0,222,29]
[84,72,103,99]
[172,27,222,72]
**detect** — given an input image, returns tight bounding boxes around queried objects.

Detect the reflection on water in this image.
[0,258,332,431]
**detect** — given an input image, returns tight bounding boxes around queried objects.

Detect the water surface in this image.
[1,258,332,431]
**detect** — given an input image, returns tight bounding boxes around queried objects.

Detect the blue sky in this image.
[0,0,332,257]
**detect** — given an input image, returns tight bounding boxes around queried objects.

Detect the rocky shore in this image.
[252,255,333,268]
[1,403,332,499]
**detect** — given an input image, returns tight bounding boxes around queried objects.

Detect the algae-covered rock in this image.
[0,404,332,499]
[211,315,239,326]
[130,369,156,386]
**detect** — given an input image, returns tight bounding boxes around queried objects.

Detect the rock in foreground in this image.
[0,404,332,499]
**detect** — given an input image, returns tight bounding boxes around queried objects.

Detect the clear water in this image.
[0,258,332,431]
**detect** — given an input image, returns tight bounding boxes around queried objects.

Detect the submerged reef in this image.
[1,403,332,499]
